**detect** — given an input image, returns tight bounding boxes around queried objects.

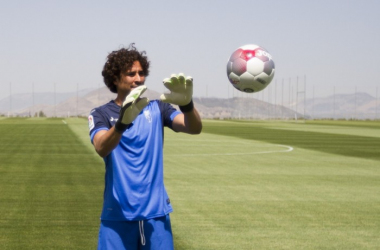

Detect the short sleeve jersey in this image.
[88,100,181,221]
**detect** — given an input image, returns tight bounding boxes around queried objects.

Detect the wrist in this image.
[114,120,130,133]
[179,100,194,113]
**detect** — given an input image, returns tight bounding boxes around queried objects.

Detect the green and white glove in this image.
[115,85,149,133]
[160,73,194,112]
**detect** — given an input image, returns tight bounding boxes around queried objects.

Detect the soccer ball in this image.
[227,44,275,93]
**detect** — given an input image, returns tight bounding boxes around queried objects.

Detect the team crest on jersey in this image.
[144,110,152,123]
[88,115,94,130]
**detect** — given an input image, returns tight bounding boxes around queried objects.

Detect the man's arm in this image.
[172,107,202,134]
[93,128,123,158]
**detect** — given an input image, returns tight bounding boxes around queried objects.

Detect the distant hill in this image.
[0,88,96,116]
[0,88,378,120]
[300,92,378,120]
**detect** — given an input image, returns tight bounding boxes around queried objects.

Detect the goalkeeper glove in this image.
[115,85,149,133]
[160,73,194,112]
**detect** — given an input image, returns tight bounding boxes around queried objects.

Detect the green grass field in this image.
[0,118,379,249]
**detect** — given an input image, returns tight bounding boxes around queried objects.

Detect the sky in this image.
[1,0,379,102]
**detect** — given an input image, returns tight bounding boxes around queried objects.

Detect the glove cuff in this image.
[179,100,194,113]
[114,121,131,133]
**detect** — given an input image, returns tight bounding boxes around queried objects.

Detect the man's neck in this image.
[114,93,128,106]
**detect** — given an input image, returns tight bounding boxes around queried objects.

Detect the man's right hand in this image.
[115,85,149,133]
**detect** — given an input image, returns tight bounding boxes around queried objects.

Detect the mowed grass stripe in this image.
[201,120,380,161]
[0,118,103,250]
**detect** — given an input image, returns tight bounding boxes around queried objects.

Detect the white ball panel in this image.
[246,58,264,76]
[239,44,259,51]
[238,73,257,93]
[239,72,255,85]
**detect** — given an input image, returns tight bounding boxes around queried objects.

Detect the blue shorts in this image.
[97,215,174,250]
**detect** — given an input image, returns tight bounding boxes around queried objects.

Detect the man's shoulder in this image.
[91,100,118,115]
[88,101,119,132]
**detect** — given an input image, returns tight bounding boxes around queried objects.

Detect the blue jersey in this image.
[88,100,180,221]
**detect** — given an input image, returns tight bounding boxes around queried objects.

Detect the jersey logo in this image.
[144,110,152,123]
[110,117,118,123]
[88,115,94,130]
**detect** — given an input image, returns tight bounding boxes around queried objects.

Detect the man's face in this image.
[114,60,145,94]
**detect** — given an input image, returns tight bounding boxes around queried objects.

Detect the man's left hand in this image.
[160,73,193,106]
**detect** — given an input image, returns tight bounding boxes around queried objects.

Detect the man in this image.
[88,43,202,249]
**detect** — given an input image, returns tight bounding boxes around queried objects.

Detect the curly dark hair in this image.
[102,43,150,93]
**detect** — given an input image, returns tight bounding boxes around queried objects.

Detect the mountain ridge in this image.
[1,88,378,120]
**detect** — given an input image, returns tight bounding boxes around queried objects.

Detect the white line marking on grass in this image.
[171,144,293,157]
[62,120,67,124]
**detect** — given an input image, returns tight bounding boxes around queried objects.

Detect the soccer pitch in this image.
[0,118,379,249]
